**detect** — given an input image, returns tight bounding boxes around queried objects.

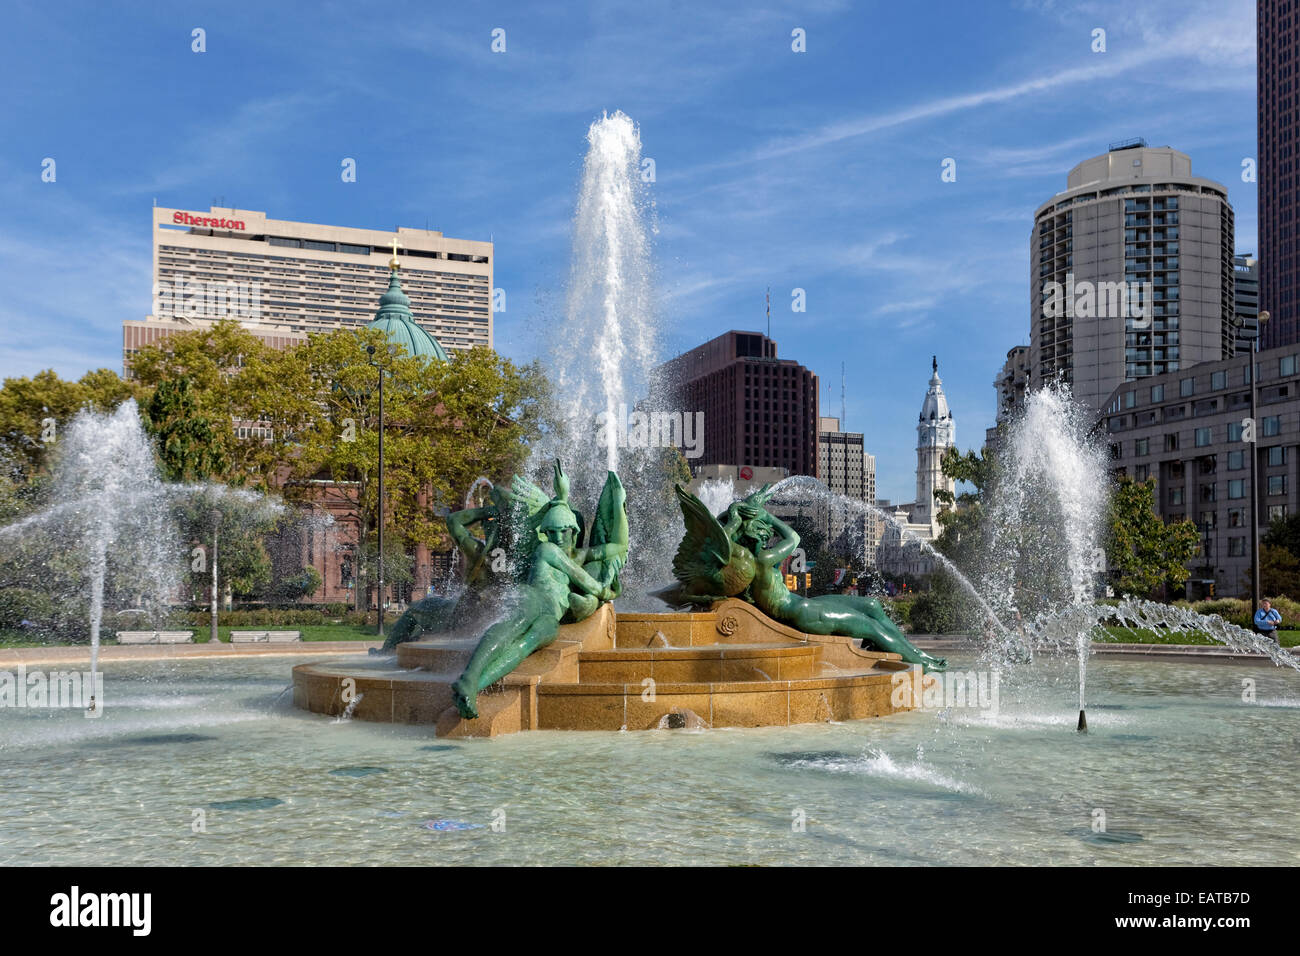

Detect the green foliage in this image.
[934,445,1000,574]
[1258,544,1300,600]
[144,375,228,482]
[0,367,144,479]
[1105,476,1199,598]
[1264,513,1300,561]
[907,571,978,634]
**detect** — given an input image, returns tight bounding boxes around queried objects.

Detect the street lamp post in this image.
[366,344,386,639]
[210,509,222,645]
[1234,309,1270,613]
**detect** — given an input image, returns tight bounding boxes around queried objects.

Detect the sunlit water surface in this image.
[2,653,1297,866]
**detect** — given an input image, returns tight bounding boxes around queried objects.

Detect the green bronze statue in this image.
[380,484,513,651]
[669,484,946,672]
[450,460,628,719]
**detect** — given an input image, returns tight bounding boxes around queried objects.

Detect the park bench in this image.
[116,630,194,644]
[229,630,301,644]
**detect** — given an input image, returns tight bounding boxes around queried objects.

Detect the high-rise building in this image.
[986,344,1030,448]
[816,416,877,565]
[653,330,820,478]
[123,206,492,371]
[1233,254,1260,355]
[1259,1,1300,350]
[1031,142,1235,415]
[1102,343,1300,597]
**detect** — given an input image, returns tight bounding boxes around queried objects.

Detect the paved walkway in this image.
[909,636,1283,660]
[0,641,384,668]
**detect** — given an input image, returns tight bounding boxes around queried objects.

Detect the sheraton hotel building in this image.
[122,206,493,370]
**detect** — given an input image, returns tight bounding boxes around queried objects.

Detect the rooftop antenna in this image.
[765,287,771,342]
[841,362,846,430]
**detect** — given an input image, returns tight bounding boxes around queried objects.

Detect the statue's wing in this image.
[671,485,732,592]
[509,474,551,517]
[508,473,550,577]
[584,471,628,598]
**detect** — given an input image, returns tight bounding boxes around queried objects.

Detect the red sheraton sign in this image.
[172,211,246,230]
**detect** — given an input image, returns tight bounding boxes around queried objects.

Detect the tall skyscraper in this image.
[1030,143,1235,415]
[1259,1,1300,349]
[124,206,492,371]
[912,357,955,536]
[816,416,877,565]
[653,330,820,478]
[1233,254,1260,355]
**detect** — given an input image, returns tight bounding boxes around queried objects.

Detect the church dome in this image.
[366,267,449,363]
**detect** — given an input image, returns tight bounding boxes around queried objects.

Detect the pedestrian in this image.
[1254,598,1282,641]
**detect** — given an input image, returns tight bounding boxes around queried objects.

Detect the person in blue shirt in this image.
[1254,599,1282,640]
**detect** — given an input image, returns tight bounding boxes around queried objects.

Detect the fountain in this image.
[6,112,1300,869]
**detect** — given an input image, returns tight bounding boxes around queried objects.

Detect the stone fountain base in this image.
[292,599,921,737]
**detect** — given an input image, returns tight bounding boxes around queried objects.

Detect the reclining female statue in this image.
[670,485,945,672]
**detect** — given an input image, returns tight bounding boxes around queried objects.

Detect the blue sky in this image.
[0,0,1258,501]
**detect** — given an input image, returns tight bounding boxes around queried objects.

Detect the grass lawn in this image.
[1098,626,1300,648]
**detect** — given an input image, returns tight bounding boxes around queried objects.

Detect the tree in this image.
[934,445,1000,574]
[1264,514,1300,563]
[1105,476,1199,597]
[0,368,144,478]
[1256,544,1300,599]
[127,320,275,486]
[144,375,228,482]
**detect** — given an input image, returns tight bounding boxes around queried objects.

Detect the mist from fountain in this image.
[0,400,289,681]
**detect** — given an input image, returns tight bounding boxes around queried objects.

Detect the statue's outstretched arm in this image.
[757,514,800,565]
[448,506,493,561]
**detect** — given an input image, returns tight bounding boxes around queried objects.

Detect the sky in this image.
[0,0,1259,501]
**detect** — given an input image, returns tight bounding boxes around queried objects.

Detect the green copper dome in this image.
[366,269,449,362]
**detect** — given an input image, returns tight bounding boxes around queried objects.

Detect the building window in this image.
[1125,390,1136,409]
[1169,487,1184,505]
[1229,537,1246,557]
[1211,370,1227,390]
[1228,422,1244,442]
[1164,433,1179,452]
[1195,427,1212,447]
[1268,446,1287,467]
[1135,437,1149,456]
[1228,509,1245,528]
[1228,450,1245,470]
[1180,377,1194,397]
[1109,443,1122,460]
[1200,510,1216,529]
[1151,383,1165,402]
[1262,416,1281,437]
[1200,484,1216,503]
[1136,464,1149,481]
[1228,479,1246,499]
[1282,355,1298,377]
[1268,475,1287,496]
[1269,505,1289,522]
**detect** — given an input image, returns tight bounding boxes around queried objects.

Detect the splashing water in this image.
[542,109,656,479]
[0,401,288,682]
